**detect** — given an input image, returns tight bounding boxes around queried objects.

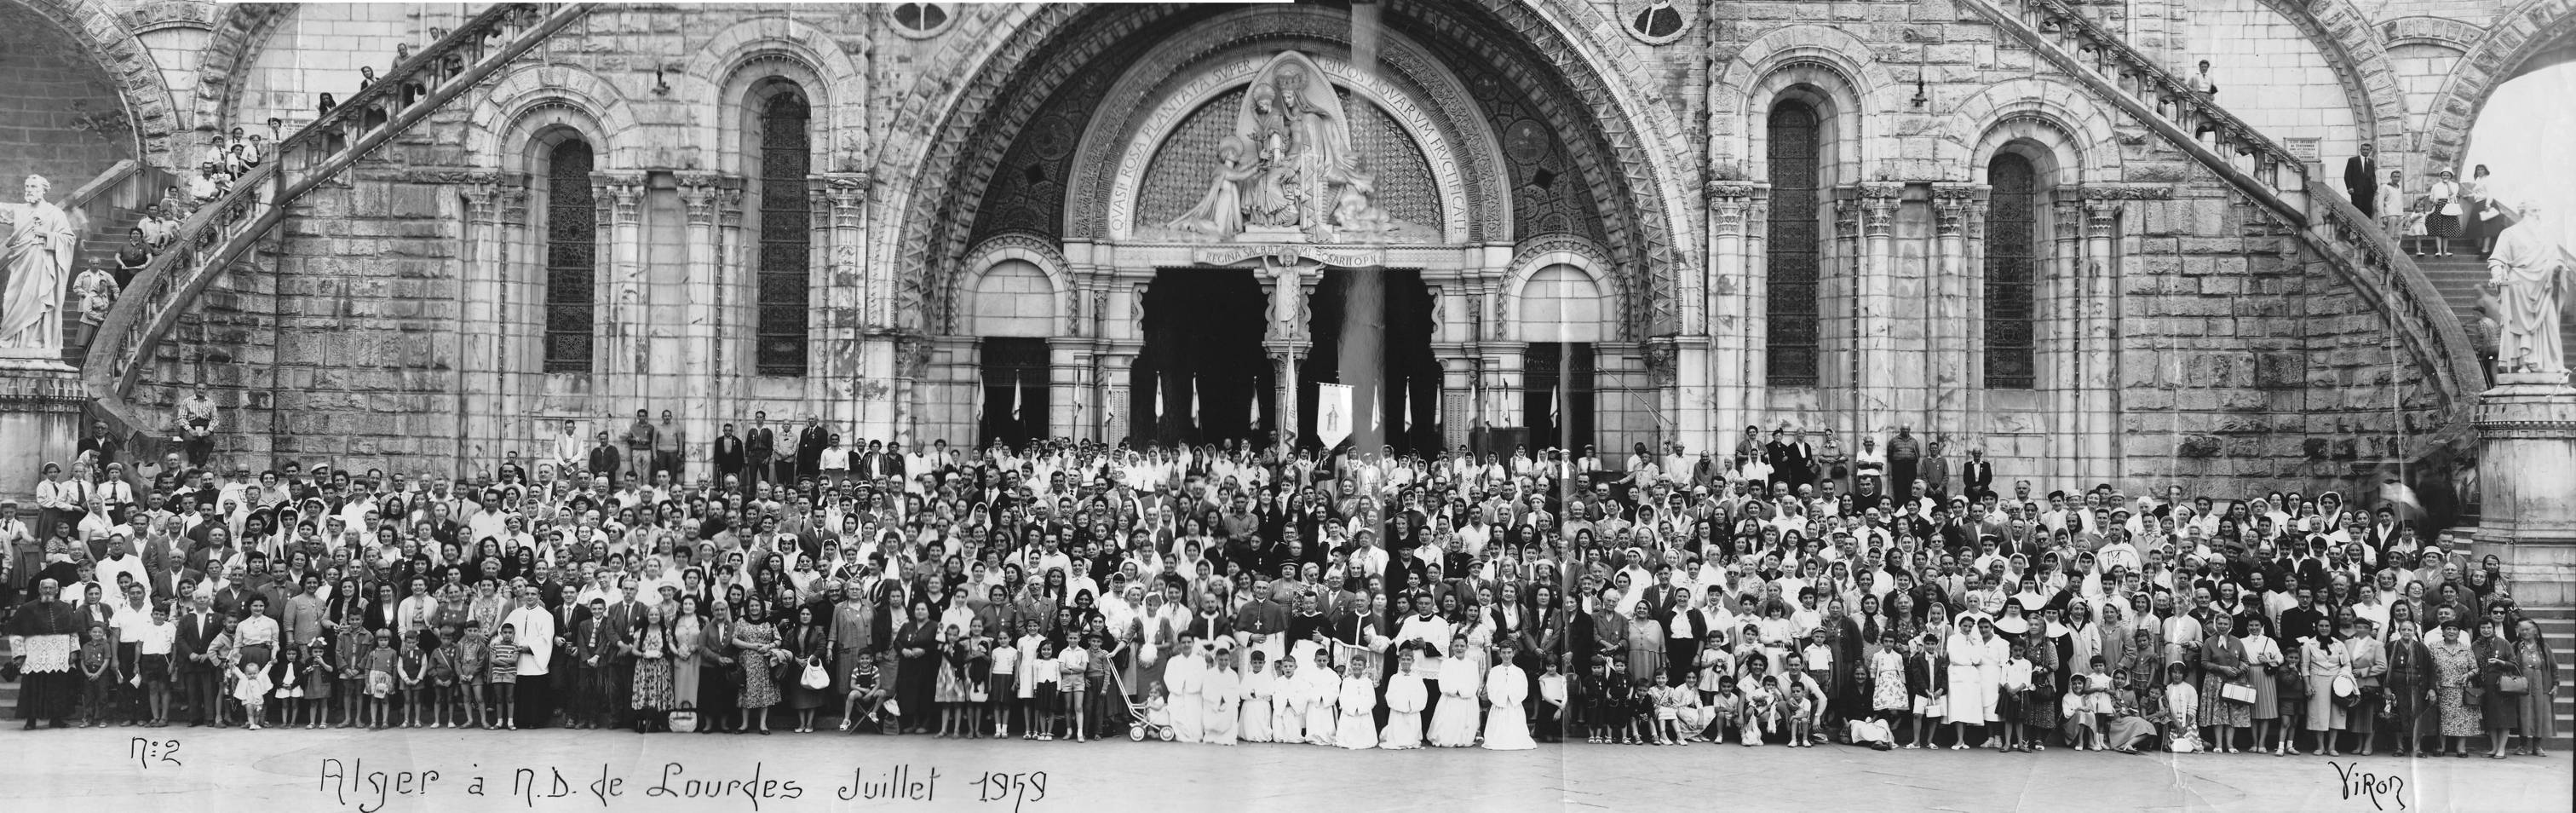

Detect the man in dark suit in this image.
[586,431,622,481]
[597,577,645,729]
[175,591,222,725]
[1762,428,1792,489]
[555,588,596,729]
[795,417,830,485]
[1962,447,1995,503]
[1786,430,1816,490]
[78,419,121,472]
[745,411,777,491]
[2345,142,2378,217]
[714,423,745,487]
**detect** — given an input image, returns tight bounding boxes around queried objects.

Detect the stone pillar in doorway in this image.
[1261,260,1318,452]
[2050,196,2086,486]
[1855,183,1903,433]
[1095,347,1138,444]
[458,174,507,473]
[1705,184,1762,447]
[678,174,732,480]
[591,172,648,416]
[495,182,534,459]
[814,175,874,435]
[1489,343,1527,456]
[2078,194,2125,487]
[1929,185,1980,455]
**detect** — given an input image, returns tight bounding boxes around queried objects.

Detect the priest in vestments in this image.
[8,579,83,727]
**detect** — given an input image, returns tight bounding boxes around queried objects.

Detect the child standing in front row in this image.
[457,620,489,730]
[427,625,460,729]
[396,630,428,728]
[233,642,273,730]
[1027,639,1061,741]
[80,623,117,728]
[365,628,397,729]
[488,624,520,729]
[985,629,1019,738]
[302,641,335,729]
[335,609,370,728]
[1535,656,1567,743]
[270,644,308,728]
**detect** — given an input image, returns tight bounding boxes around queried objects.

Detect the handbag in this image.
[2497,674,2530,695]
[799,655,831,690]
[666,703,699,733]
[2440,199,2461,217]
[2219,682,2256,704]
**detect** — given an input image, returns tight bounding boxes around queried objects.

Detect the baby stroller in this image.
[1113,669,1174,742]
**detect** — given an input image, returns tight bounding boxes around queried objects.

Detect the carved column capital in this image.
[1861,195,1900,238]
[1833,196,1864,241]
[590,171,646,225]
[463,177,503,224]
[497,186,530,225]
[676,172,740,228]
[1932,184,1984,238]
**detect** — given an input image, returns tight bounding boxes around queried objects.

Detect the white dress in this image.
[1239,670,1274,743]
[1270,672,1306,744]
[1203,666,1239,746]
[1335,676,1377,749]
[1382,674,1427,749]
[1303,671,1341,747]
[1166,656,1204,743]
[1981,636,2010,724]
[1481,664,1538,750]
[1944,633,1988,725]
[1427,656,1482,747]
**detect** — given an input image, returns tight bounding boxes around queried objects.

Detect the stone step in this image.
[2414,255,2576,361]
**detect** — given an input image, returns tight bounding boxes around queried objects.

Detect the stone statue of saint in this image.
[1268,262,1304,340]
[1168,136,1259,237]
[0,175,78,353]
[2483,201,2574,377]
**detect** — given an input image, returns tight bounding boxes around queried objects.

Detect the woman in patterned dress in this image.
[2195,614,2251,752]
[670,597,703,718]
[2512,619,2557,757]
[733,601,783,734]
[629,605,675,726]
[2426,614,2480,755]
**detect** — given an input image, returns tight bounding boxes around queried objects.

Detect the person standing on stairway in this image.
[2345,143,2378,218]
[2378,170,2406,245]
[2426,170,2461,257]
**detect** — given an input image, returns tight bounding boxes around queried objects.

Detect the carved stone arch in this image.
[1712,25,1903,179]
[1100,51,1476,244]
[1966,112,2086,187]
[2423,0,2576,165]
[883,0,1699,338]
[2243,0,2408,151]
[1500,236,1620,343]
[3,0,184,167]
[1946,79,2125,185]
[189,2,294,136]
[467,64,639,174]
[681,15,869,176]
[2380,16,2483,51]
[1061,3,1509,245]
[952,234,1073,336]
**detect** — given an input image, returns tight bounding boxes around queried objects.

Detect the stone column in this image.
[1857,185,1906,429]
[0,365,82,505]
[496,182,532,455]
[678,174,735,473]
[2051,197,2087,484]
[1830,191,1868,430]
[1932,186,1978,443]
[2473,378,2576,613]
[1095,347,1138,443]
[815,175,872,434]
[2079,198,2124,486]
[592,172,647,412]
[458,175,506,471]
[1705,182,1761,454]
[712,182,747,418]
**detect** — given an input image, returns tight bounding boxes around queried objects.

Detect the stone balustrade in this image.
[1964,0,2481,448]
[81,3,597,436]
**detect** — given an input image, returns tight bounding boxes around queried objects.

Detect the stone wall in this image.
[229,3,482,141]
[0,3,136,187]
[106,1,2465,493]
[2185,0,2363,170]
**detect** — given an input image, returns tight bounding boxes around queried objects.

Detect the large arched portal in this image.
[902,3,1688,453]
[0,2,145,185]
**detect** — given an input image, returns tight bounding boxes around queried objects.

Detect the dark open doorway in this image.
[1297,267,1440,455]
[1133,269,1272,447]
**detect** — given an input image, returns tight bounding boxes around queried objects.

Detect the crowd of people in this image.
[2,420,2562,763]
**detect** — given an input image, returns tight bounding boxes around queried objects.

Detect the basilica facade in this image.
[22,0,2572,500]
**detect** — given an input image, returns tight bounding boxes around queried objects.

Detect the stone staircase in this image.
[2418,254,2576,373]
[79,3,597,440]
[1958,0,2481,460]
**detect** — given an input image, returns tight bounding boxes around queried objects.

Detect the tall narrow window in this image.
[755,89,812,377]
[1985,153,2038,389]
[542,139,595,373]
[1766,101,1820,387]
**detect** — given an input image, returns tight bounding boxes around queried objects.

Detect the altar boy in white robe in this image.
[1483,640,1538,750]
[1336,659,1378,749]
[1239,649,1274,742]
[1270,655,1306,743]
[1302,650,1341,747]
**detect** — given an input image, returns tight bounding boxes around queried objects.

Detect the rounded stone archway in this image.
[2422,0,2576,166]
[0,0,181,173]
[877,0,1701,342]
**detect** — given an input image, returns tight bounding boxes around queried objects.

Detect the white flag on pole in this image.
[1551,384,1563,424]
[1190,377,1202,424]
[1317,383,1354,448]
[1007,376,1021,422]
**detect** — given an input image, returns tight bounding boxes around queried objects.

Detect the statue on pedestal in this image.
[2484,201,2574,378]
[1141,51,1429,245]
[0,175,78,354]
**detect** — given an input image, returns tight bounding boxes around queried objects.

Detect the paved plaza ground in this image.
[1,727,2566,812]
